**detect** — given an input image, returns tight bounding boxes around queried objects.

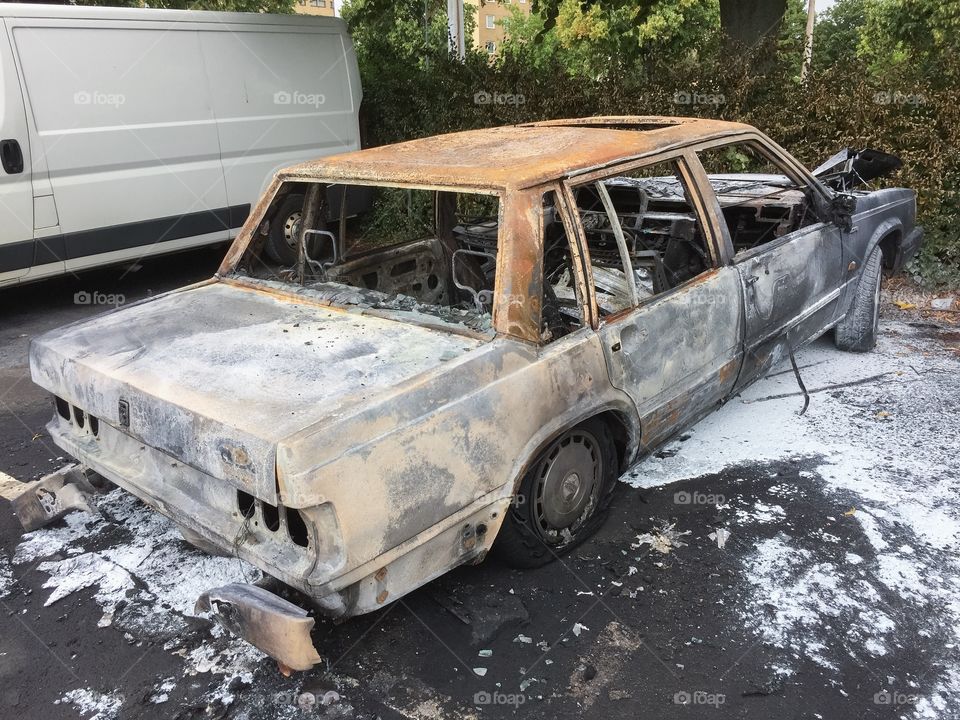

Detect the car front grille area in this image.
[236,489,310,548]
[55,395,100,437]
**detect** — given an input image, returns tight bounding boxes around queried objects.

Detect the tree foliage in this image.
[502,0,722,76]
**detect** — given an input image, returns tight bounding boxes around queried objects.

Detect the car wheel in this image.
[834,246,883,353]
[494,418,617,568]
[264,193,305,265]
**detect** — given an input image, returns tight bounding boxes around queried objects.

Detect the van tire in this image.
[494,418,617,569]
[834,246,882,353]
[265,194,305,265]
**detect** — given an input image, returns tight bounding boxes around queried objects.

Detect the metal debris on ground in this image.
[708,528,731,549]
[11,464,102,531]
[633,522,691,554]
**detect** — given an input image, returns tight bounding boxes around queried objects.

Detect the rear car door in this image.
[694,140,844,389]
[563,153,744,452]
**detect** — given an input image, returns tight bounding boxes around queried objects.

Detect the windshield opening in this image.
[231,181,502,334]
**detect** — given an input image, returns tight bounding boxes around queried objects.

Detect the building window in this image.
[485,15,495,29]
[485,41,496,54]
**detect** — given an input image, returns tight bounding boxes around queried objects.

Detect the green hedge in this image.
[357,42,960,287]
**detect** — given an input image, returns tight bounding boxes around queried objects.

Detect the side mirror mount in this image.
[831,193,857,233]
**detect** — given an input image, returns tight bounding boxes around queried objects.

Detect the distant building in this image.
[294,0,336,17]
[465,0,531,56]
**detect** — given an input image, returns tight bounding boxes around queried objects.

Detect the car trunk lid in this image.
[29,279,483,503]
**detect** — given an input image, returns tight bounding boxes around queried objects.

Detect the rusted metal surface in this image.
[278,118,753,192]
[27,117,922,652]
[494,190,543,343]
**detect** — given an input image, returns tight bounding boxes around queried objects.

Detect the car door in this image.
[0,22,33,283]
[694,139,845,390]
[563,154,744,453]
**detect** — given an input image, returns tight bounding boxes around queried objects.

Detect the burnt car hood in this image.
[813,148,903,190]
[29,279,483,503]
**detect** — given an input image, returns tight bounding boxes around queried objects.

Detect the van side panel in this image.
[200,25,361,206]
[12,22,233,270]
[0,7,361,285]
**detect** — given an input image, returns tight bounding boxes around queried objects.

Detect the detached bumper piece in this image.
[196,583,323,673]
[12,464,99,531]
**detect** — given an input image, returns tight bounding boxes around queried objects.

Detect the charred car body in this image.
[25,117,921,667]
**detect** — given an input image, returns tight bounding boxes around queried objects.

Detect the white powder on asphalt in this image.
[0,553,13,599]
[57,688,123,720]
[621,322,960,716]
[14,487,265,704]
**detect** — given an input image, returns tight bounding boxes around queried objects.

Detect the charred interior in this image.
[234,181,504,334]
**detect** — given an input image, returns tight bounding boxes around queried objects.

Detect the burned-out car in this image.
[24,117,922,668]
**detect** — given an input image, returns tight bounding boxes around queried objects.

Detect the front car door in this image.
[562,152,745,454]
[693,138,845,390]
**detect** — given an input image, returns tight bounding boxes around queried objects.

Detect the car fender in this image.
[864,216,904,268]
[838,215,902,318]
[504,395,642,498]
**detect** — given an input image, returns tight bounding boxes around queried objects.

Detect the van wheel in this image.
[495,418,617,568]
[265,194,305,265]
[835,246,883,353]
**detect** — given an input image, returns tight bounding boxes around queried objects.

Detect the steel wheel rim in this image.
[284,211,303,249]
[533,429,602,544]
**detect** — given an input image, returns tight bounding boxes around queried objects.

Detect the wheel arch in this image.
[508,403,641,497]
[865,218,904,274]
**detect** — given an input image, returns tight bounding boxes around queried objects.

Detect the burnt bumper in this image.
[196,583,322,673]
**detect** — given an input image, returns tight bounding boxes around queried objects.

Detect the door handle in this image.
[1,139,24,174]
[745,274,760,286]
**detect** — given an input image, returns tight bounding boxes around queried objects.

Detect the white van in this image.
[0,4,361,288]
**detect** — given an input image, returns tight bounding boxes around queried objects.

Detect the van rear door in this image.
[0,21,35,284]
[199,19,362,212]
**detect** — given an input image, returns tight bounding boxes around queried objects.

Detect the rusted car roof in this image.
[280,116,754,191]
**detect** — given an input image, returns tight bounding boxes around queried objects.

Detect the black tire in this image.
[494,418,618,568]
[264,193,305,265]
[834,246,883,352]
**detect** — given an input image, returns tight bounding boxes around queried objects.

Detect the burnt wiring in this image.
[789,347,811,415]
